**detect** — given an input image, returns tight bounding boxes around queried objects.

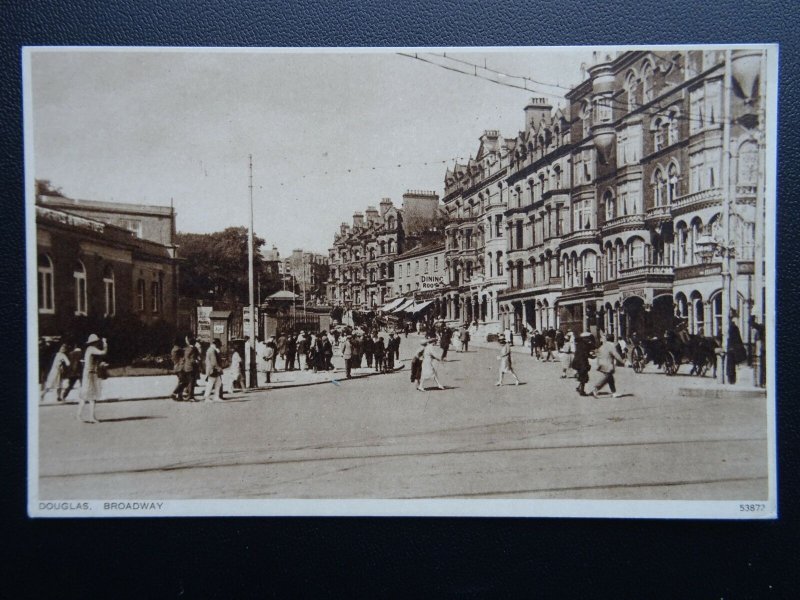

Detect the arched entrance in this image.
[621,296,645,339]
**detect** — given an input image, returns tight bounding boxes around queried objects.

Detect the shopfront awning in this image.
[392,298,416,313]
[410,300,434,314]
[379,297,405,312]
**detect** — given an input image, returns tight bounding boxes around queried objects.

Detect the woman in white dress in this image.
[41,344,70,402]
[495,338,520,386]
[560,331,575,379]
[77,334,107,423]
[418,338,445,391]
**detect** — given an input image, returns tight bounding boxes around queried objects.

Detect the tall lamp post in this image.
[247,155,258,389]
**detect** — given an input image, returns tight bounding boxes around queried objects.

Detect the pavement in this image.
[37,333,770,502]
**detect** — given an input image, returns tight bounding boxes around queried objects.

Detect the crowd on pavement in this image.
[40,310,758,424]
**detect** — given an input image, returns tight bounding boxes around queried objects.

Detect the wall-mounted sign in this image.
[421,275,445,290]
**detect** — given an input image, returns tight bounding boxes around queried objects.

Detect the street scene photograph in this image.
[25,46,776,517]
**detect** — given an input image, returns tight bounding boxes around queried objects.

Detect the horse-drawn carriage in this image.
[629,325,718,377]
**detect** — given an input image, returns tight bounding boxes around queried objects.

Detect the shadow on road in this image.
[99,416,166,423]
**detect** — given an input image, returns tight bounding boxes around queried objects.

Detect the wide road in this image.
[38,334,769,501]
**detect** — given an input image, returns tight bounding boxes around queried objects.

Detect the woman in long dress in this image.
[560,331,575,379]
[418,338,445,391]
[41,344,70,402]
[495,338,520,386]
[77,334,107,423]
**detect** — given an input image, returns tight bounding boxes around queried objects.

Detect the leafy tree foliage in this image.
[175,227,271,303]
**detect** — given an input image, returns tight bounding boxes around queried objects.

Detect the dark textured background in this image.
[1,1,798,596]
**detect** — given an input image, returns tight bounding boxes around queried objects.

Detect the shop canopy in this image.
[379,297,405,312]
[409,300,434,314]
[391,298,416,313]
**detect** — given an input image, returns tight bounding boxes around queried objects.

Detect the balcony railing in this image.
[602,213,646,232]
[617,263,674,278]
[560,228,599,245]
[645,205,671,221]
[671,188,722,214]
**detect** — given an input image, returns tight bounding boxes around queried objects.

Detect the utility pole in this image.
[720,49,734,384]
[303,254,308,318]
[753,49,767,387]
[247,155,258,389]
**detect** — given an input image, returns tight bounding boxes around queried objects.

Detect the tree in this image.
[35,179,65,197]
[175,227,268,304]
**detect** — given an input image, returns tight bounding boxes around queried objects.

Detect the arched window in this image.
[676,222,689,265]
[103,265,115,317]
[668,109,680,145]
[642,62,654,103]
[667,163,680,203]
[652,167,667,206]
[738,139,759,185]
[581,101,592,139]
[603,189,616,221]
[516,262,524,288]
[379,241,386,255]
[625,70,638,111]
[552,164,562,189]
[73,260,87,316]
[387,239,394,254]
[38,254,55,314]
[386,216,396,230]
[582,252,597,284]
[369,248,375,260]
[653,116,668,151]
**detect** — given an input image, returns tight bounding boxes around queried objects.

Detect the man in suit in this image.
[590,333,625,398]
[342,334,354,379]
[203,338,224,403]
[385,332,397,371]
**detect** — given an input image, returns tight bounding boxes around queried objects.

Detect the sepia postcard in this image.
[24,45,778,518]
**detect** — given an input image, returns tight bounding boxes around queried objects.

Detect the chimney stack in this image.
[524,97,552,134]
[352,211,364,228]
[379,197,393,217]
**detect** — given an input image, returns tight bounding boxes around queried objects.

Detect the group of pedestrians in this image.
[40,333,108,423]
[341,330,401,378]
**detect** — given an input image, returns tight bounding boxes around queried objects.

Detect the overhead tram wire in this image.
[399,52,743,129]
[434,52,575,92]
[396,52,565,99]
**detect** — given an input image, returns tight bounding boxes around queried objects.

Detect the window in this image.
[668,109,680,145]
[496,252,503,276]
[689,149,721,192]
[150,280,160,313]
[667,163,680,203]
[652,167,667,206]
[604,190,616,221]
[617,125,642,166]
[574,150,594,185]
[572,199,594,230]
[434,257,438,271]
[593,96,612,123]
[495,215,502,238]
[557,207,565,235]
[406,264,410,277]
[136,279,145,312]
[581,101,592,139]
[738,140,759,185]
[73,260,87,316]
[515,221,524,249]
[553,165,562,189]
[386,216,396,230]
[119,218,142,238]
[625,70,638,111]
[38,254,55,314]
[628,238,645,268]
[653,117,666,151]
[618,181,642,215]
[424,259,429,273]
[583,252,597,283]
[466,261,473,281]
[103,265,115,316]
[642,62,654,103]
[690,80,722,132]
[369,248,375,260]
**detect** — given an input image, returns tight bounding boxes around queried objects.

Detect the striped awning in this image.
[379,297,405,312]
[391,298,416,313]
[409,300,434,314]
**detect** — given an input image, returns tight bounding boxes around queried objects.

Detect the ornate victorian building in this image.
[327,192,441,311]
[495,49,765,346]
[440,129,511,338]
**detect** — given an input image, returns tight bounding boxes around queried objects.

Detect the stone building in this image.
[35,195,180,339]
[495,49,765,346]
[283,249,330,304]
[327,192,441,310]
[440,130,512,338]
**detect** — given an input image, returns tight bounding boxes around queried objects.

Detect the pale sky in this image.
[28,48,593,254]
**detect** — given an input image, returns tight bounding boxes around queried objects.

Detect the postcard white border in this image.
[24,43,779,519]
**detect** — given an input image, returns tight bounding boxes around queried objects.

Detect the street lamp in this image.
[695,231,737,384]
